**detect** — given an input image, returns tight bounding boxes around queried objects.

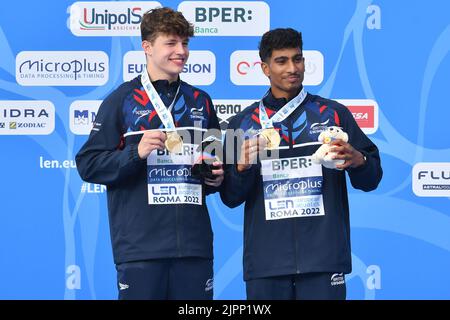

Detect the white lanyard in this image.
[259,88,307,129]
[141,69,181,130]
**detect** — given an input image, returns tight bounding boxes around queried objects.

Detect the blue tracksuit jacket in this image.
[221,90,382,281]
[76,76,220,264]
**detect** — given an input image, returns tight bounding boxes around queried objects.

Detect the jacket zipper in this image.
[176,203,182,257]
[288,118,301,274]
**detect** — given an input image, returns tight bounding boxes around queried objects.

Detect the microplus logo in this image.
[70,100,102,135]
[123,50,216,85]
[178,1,269,36]
[413,162,450,197]
[230,50,324,86]
[16,51,108,86]
[335,99,379,135]
[0,100,55,135]
[70,1,161,36]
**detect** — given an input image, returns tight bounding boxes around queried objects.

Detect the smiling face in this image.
[261,47,305,100]
[142,33,189,82]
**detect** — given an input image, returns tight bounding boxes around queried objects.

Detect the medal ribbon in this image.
[141,69,181,131]
[259,88,307,129]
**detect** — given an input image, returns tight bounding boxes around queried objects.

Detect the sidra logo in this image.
[0,100,55,135]
[69,1,161,36]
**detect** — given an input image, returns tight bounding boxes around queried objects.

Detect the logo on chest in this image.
[189,105,206,122]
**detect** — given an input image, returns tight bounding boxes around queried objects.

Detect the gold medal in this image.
[260,128,281,149]
[165,131,183,153]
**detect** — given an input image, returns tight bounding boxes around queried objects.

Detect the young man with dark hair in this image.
[76,7,223,300]
[221,28,382,300]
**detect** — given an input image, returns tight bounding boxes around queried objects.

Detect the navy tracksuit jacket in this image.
[76,76,220,265]
[221,90,382,281]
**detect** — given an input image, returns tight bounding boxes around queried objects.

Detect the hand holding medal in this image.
[137,130,167,159]
[260,128,281,150]
[237,136,267,172]
[141,70,183,154]
[165,131,183,153]
[258,88,307,150]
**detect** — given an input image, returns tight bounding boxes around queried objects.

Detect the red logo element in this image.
[237,61,262,75]
[346,105,374,129]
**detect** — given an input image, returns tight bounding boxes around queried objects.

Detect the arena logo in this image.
[335,99,379,134]
[69,1,161,36]
[0,100,54,135]
[413,162,450,197]
[213,99,255,130]
[178,1,269,36]
[70,100,102,135]
[230,50,324,86]
[16,51,108,86]
[123,50,216,85]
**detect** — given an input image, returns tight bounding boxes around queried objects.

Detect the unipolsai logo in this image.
[336,99,379,134]
[70,100,102,135]
[178,1,269,36]
[123,50,216,85]
[213,99,255,130]
[16,51,109,86]
[413,163,450,197]
[0,100,55,135]
[230,50,324,86]
[69,1,161,36]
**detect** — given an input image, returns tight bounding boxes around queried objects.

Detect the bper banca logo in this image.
[178,1,269,36]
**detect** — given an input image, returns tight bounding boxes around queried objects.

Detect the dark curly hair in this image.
[258,28,303,62]
[141,7,194,42]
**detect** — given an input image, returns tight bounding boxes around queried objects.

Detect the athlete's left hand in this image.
[329,139,366,169]
[204,161,224,187]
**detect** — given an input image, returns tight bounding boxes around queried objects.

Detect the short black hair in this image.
[258,28,303,62]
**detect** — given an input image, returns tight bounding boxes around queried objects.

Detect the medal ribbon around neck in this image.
[141,69,181,131]
[258,87,307,129]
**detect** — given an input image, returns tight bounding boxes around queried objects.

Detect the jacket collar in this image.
[262,86,304,111]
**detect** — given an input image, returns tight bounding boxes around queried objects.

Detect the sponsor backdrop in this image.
[0,0,449,299]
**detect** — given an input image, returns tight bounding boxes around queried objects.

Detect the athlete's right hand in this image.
[138,130,167,159]
[236,137,266,172]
